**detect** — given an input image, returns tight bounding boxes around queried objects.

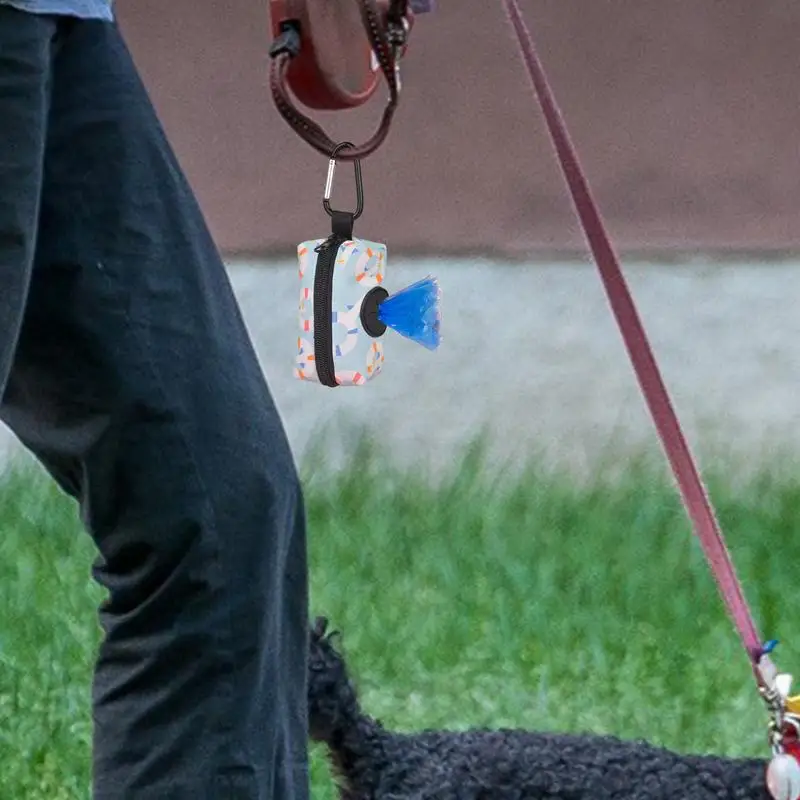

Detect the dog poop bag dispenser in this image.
[295,144,441,387]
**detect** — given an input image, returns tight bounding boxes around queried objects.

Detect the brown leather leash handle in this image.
[269,0,407,160]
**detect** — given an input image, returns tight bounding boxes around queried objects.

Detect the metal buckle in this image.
[386,16,410,94]
[758,656,793,754]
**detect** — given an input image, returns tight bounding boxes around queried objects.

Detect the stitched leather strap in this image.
[270,0,406,160]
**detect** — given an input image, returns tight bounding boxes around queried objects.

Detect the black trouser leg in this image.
[0,19,309,800]
[0,9,54,392]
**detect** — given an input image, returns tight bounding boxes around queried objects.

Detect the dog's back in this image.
[307,618,770,799]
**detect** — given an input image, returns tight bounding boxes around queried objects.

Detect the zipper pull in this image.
[314,236,337,254]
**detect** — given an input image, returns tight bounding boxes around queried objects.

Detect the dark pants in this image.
[0,10,309,799]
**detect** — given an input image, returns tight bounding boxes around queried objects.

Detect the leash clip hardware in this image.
[757,653,797,755]
[323,142,364,220]
[269,20,302,59]
[762,683,788,754]
[387,15,410,52]
[386,15,410,94]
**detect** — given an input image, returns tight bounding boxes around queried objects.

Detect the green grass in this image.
[2,438,800,798]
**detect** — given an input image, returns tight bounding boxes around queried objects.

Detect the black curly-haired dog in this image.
[308,617,771,799]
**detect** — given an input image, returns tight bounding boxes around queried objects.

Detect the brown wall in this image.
[117,1,800,258]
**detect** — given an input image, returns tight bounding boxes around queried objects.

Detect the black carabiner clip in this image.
[323,141,364,221]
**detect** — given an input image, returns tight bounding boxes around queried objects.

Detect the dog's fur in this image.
[308,617,770,799]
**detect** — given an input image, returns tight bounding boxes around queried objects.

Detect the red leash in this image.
[499,0,772,681]
[498,12,800,792]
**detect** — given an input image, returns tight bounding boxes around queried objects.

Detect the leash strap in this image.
[500,0,773,684]
[269,0,408,160]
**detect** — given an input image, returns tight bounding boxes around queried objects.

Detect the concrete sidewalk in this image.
[3,258,800,477]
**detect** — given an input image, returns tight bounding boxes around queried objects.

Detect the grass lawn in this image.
[1,439,799,798]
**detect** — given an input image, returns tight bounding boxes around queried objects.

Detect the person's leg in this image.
[0,9,55,393]
[0,18,309,800]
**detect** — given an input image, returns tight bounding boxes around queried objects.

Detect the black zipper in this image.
[313,234,346,387]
